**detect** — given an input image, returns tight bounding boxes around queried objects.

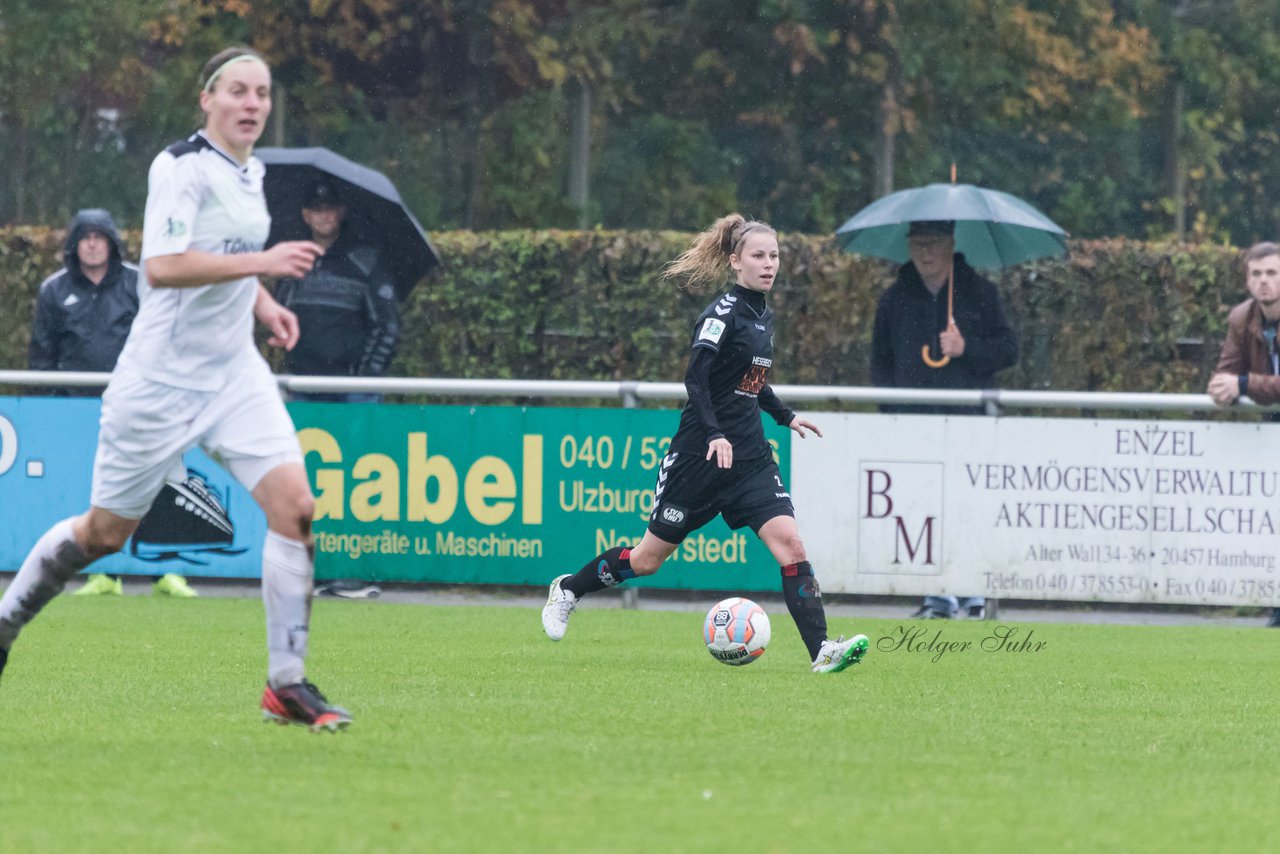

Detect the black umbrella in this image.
[256,147,441,300]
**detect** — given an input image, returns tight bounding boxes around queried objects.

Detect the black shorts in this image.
[647,451,795,544]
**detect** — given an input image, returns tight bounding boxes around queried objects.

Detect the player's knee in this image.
[292,491,316,526]
[260,480,314,539]
[775,532,806,564]
[628,550,664,575]
[82,530,127,560]
[75,513,130,559]
[277,493,315,539]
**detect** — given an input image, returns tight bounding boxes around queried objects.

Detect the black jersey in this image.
[669,284,794,462]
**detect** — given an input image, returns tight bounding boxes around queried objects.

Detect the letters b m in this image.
[863,468,936,565]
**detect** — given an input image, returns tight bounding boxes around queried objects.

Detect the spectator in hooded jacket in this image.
[29,209,139,392]
[273,181,400,402]
[870,219,1018,621]
[28,208,196,600]
[1207,240,1280,627]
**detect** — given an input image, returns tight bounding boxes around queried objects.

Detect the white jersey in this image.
[117,131,271,390]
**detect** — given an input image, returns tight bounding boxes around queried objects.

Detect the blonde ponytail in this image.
[663,214,776,291]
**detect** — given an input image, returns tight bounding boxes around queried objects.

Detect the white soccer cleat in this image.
[541,574,578,641]
[811,634,870,673]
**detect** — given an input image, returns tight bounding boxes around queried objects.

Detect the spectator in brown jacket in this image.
[1207,240,1280,626]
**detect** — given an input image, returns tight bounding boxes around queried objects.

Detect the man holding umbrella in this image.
[870,220,1019,415]
[273,181,400,401]
[869,219,1018,620]
[839,181,1064,620]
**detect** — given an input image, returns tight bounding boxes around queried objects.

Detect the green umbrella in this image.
[834,182,1067,269]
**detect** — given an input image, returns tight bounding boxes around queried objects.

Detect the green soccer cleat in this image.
[811,634,870,673]
[72,574,123,596]
[152,573,198,598]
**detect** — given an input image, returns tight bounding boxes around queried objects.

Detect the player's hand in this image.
[255,288,301,350]
[789,416,822,438]
[1207,372,1241,407]
[707,437,733,469]
[939,320,966,358]
[260,241,323,279]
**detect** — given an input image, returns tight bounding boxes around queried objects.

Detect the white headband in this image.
[203,55,265,93]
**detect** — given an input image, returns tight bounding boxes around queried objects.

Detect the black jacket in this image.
[29,209,139,376]
[870,253,1018,414]
[274,234,400,377]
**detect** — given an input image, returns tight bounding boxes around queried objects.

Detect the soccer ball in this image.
[703,597,770,666]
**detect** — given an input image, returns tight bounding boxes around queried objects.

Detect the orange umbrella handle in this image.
[920,256,955,369]
[921,345,951,368]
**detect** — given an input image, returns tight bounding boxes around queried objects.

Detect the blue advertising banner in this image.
[0,397,265,577]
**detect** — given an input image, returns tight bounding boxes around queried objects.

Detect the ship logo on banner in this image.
[129,468,248,564]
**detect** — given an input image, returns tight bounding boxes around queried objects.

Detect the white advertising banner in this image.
[792,413,1280,606]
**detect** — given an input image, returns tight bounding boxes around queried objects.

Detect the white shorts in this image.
[91,359,302,518]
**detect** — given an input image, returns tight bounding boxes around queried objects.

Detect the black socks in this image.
[561,547,636,598]
[782,560,827,661]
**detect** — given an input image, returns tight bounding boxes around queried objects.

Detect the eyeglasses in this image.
[908,238,952,254]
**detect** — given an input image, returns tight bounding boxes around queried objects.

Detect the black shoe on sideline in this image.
[911,606,952,620]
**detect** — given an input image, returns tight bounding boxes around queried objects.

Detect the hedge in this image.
[0,227,1245,399]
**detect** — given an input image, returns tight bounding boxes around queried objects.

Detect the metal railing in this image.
[0,369,1259,413]
[2,369,1268,614]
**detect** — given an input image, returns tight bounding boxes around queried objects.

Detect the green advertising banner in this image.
[292,403,791,591]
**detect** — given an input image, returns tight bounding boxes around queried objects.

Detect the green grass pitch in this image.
[1,596,1278,853]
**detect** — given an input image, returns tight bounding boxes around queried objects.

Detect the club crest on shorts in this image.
[661,505,686,525]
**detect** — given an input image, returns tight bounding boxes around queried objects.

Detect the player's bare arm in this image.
[255,285,300,350]
[789,416,822,438]
[146,241,322,288]
[706,436,733,469]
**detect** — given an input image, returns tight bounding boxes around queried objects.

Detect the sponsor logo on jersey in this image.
[164,217,187,238]
[738,363,770,395]
[698,318,726,343]
[222,237,264,255]
[63,294,80,307]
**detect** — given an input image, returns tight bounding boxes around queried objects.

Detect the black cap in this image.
[303,181,343,209]
[907,220,955,237]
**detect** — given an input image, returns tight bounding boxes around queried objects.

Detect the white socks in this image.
[1,522,317,688]
[261,530,313,688]
[0,518,92,649]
